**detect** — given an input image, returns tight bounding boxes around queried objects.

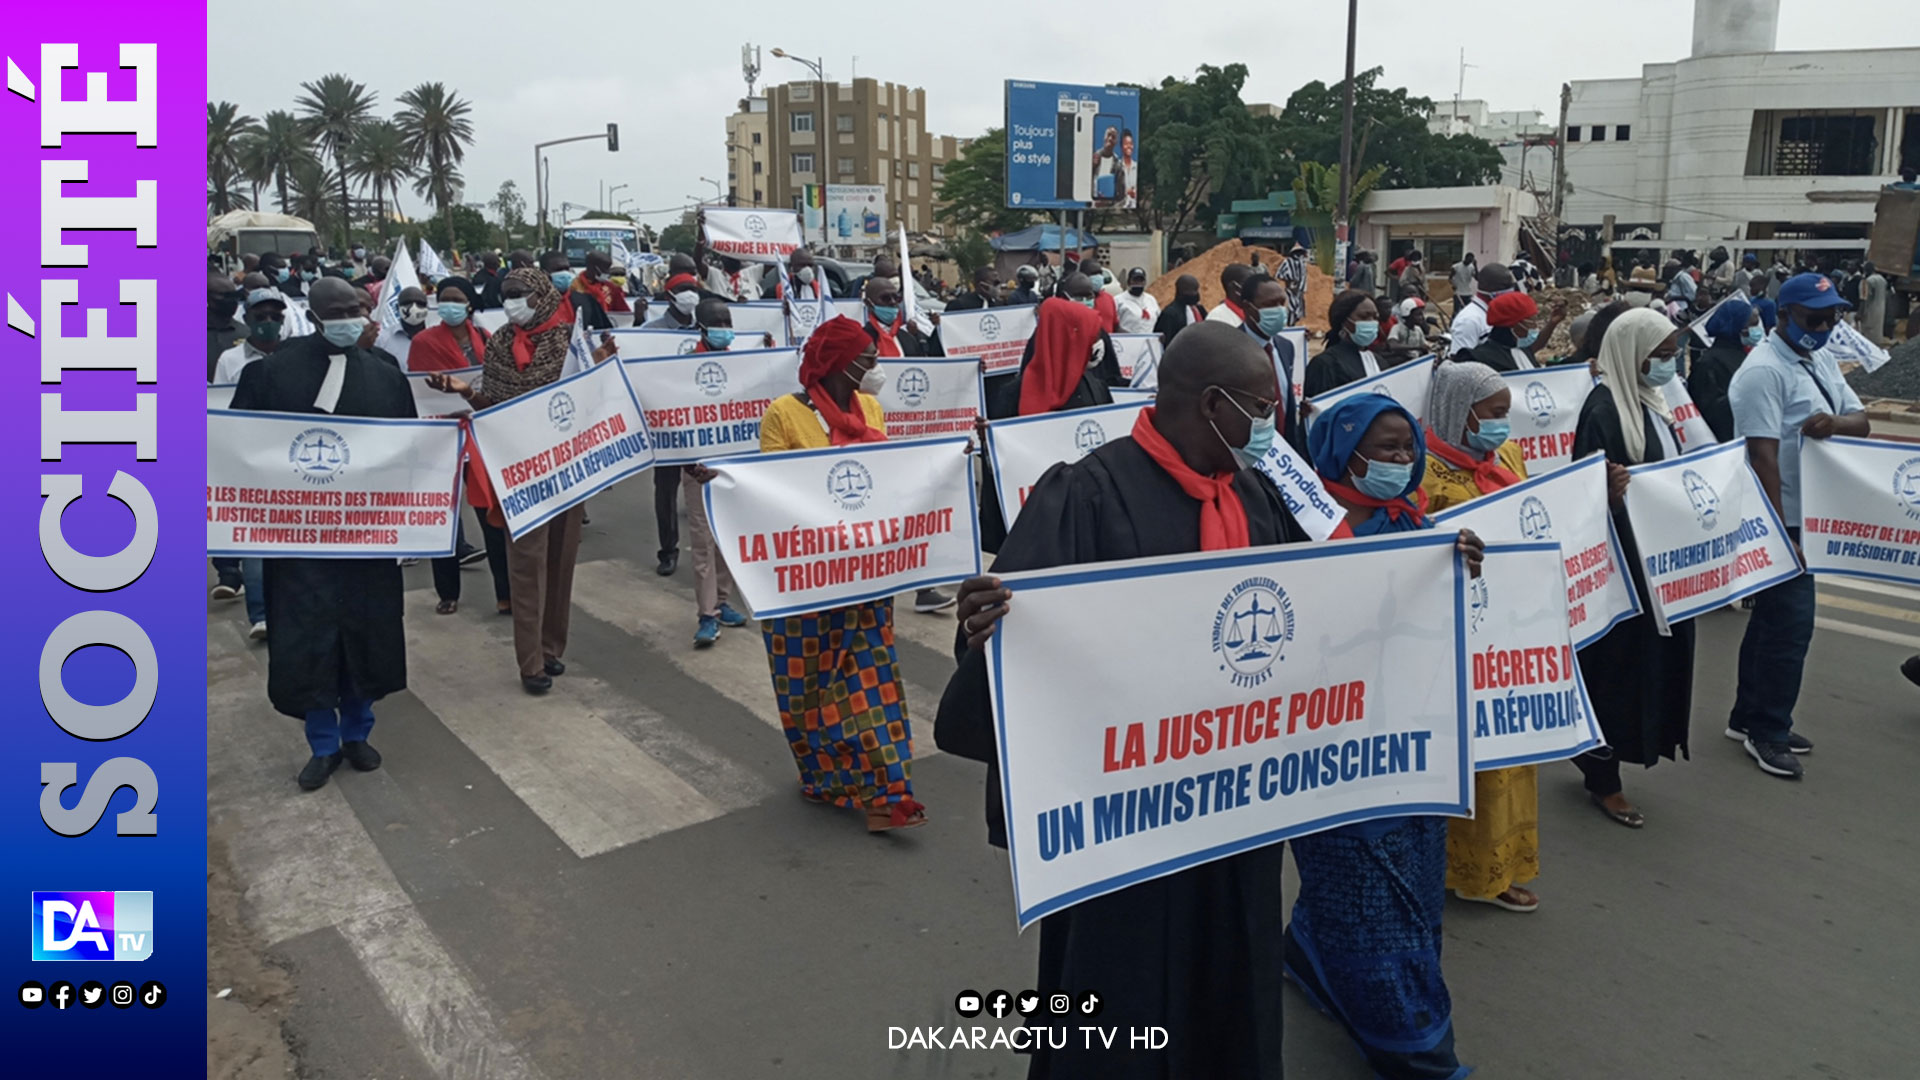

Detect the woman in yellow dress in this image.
[1421,360,1541,912]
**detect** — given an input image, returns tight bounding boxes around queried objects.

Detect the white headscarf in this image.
[1596,307,1679,463]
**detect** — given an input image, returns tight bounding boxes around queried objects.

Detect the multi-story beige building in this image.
[726,78,962,238]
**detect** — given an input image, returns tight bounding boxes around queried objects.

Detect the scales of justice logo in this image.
[548,391,577,431]
[1682,469,1719,529]
[1211,577,1296,689]
[1525,381,1556,426]
[676,337,699,355]
[744,214,767,238]
[695,360,728,398]
[896,367,932,407]
[1518,496,1553,540]
[978,313,1002,339]
[1892,456,1920,521]
[1469,576,1490,634]
[1073,418,1107,457]
[827,459,874,511]
[289,427,350,485]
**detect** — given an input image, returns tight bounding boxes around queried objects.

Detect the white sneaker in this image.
[210,583,243,602]
[248,621,268,641]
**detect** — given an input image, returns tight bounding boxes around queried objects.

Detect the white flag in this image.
[561,306,593,379]
[416,237,450,281]
[380,238,420,337]
[610,238,634,271]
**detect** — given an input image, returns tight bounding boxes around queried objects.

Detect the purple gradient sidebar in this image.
[0,12,207,1069]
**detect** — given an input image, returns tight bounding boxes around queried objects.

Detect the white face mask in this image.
[399,303,428,326]
[860,363,887,395]
[671,290,699,314]
[503,297,536,326]
[794,267,816,285]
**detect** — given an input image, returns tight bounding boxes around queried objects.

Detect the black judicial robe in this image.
[1303,337,1376,397]
[1572,392,1695,767]
[936,436,1308,1080]
[229,336,417,718]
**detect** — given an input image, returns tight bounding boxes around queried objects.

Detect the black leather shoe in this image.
[340,740,382,772]
[522,673,553,694]
[656,552,678,576]
[544,658,566,677]
[298,753,343,791]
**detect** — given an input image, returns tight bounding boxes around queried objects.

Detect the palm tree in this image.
[208,102,259,216]
[287,159,341,240]
[347,120,414,238]
[394,83,475,252]
[294,74,377,248]
[1292,162,1387,275]
[238,110,312,214]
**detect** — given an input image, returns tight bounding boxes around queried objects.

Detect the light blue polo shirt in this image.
[1727,329,1863,526]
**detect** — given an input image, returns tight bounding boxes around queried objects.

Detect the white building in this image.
[1427,99,1559,193]
[1557,0,1920,268]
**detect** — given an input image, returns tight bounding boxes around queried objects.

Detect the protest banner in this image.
[728,301,790,347]
[407,365,482,417]
[209,383,236,411]
[940,305,1037,377]
[622,347,799,465]
[783,291,849,344]
[1659,378,1719,454]
[1795,435,1920,586]
[207,410,464,559]
[1306,355,1433,432]
[1110,334,1162,383]
[1430,452,1642,649]
[875,356,984,441]
[473,308,509,334]
[701,207,803,263]
[468,357,656,539]
[1501,366,1594,475]
[703,438,981,620]
[1253,441,1344,542]
[1466,542,1605,769]
[377,238,420,338]
[986,401,1151,529]
[1110,387,1157,405]
[988,530,1470,928]
[1623,438,1801,632]
[609,327,703,359]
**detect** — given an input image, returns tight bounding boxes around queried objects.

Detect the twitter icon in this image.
[1015,990,1042,1018]
[79,981,106,1009]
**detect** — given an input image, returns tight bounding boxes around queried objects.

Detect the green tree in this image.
[208,102,259,215]
[1271,68,1504,189]
[295,74,378,248]
[238,110,311,214]
[490,179,527,244]
[658,210,698,255]
[287,158,340,240]
[419,203,493,256]
[934,129,1039,236]
[1291,162,1387,273]
[395,82,476,254]
[1129,65,1289,242]
[950,230,994,276]
[347,120,413,238]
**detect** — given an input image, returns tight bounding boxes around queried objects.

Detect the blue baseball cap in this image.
[1776,272,1849,310]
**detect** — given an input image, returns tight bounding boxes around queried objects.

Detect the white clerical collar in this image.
[313,352,347,413]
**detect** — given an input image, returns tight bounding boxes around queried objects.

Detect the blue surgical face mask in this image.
[1350,319,1381,347]
[300,270,317,282]
[550,270,575,291]
[1516,329,1540,348]
[1351,458,1414,500]
[870,303,901,325]
[1785,314,1831,352]
[1075,297,1097,310]
[703,327,735,349]
[320,318,365,349]
[1257,306,1289,335]
[1640,356,1678,387]
[439,302,469,325]
[272,267,289,283]
[1210,387,1278,471]
[1743,325,1765,347]
[1466,416,1510,453]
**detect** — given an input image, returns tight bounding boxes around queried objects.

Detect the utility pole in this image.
[1335,0,1358,287]
[1553,81,1570,223]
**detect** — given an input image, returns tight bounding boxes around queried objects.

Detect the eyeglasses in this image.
[1212,385,1277,421]
[1791,307,1839,330]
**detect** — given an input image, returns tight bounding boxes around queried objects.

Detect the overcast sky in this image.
[210,0,1920,235]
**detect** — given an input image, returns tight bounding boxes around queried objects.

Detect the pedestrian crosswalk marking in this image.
[1815,591,1920,625]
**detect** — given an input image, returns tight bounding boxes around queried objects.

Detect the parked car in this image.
[752,257,945,312]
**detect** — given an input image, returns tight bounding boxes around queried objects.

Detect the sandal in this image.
[1456,886,1540,912]
[799,788,830,805]
[1590,792,1645,829]
[436,599,458,615]
[496,603,513,616]
[866,798,928,833]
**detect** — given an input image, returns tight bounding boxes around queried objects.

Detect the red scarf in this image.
[1130,408,1250,551]
[1019,297,1101,416]
[1425,429,1520,494]
[1321,478,1430,528]
[1094,290,1119,334]
[806,385,887,446]
[868,314,903,358]
[510,296,574,371]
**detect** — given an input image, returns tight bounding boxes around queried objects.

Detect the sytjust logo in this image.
[826,459,874,511]
[1524,381,1556,425]
[694,360,729,398]
[1682,469,1720,530]
[1211,577,1294,689]
[1892,456,1920,521]
[896,367,932,407]
[548,391,578,432]
[979,313,1002,339]
[1073,418,1107,457]
[288,427,349,485]
[1517,496,1553,540]
[32,892,153,961]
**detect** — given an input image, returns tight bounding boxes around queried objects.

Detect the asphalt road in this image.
[207,478,1920,1080]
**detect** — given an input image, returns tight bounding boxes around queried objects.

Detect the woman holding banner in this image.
[410,276,509,616]
[1421,363,1544,914]
[1291,393,1471,1080]
[755,316,927,832]
[1570,307,1694,827]
[426,268,616,694]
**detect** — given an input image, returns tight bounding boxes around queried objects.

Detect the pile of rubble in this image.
[1148,240,1337,333]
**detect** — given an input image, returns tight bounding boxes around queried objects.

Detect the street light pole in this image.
[1335,0,1358,288]
[607,182,629,213]
[773,48,830,250]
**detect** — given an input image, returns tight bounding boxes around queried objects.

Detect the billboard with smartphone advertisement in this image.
[802,183,889,247]
[1004,80,1141,211]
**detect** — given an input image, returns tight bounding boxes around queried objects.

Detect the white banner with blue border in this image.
[1800,435,1920,586]
[985,400,1150,531]
[622,347,800,465]
[1467,541,1605,770]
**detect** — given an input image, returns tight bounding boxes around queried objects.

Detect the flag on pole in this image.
[380,238,421,337]
[610,238,634,272]
[898,224,933,336]
[416,237,450,281]
[560,305,593,379]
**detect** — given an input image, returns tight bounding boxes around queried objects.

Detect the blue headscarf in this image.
[1704,296,1753,344]
[1751,295,1777,331]
[1308,393,1430,536]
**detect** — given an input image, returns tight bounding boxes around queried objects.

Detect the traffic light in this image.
[606,123,619,152]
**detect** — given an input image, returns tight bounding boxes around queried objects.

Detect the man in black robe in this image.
[228,276,417,791]
[937,321,1307,1079]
